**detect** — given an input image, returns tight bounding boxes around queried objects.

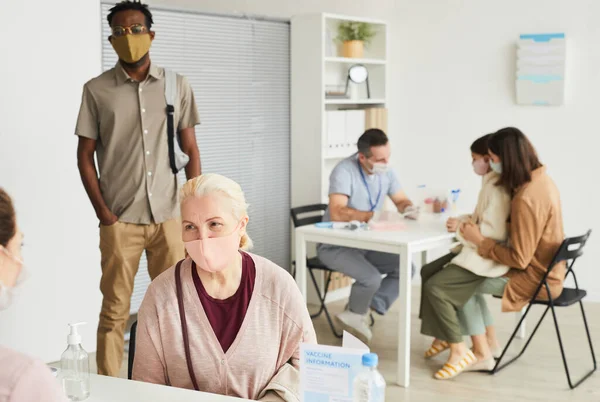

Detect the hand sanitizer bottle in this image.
[61,322,90,401]
[353,353,386,402]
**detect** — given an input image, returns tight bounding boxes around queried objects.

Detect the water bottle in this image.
[353,353,386,402]
[450,188,461,214]
[61,322,90,401]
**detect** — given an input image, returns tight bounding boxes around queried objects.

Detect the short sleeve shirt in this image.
[323,153,402,221]
[74,63,201,224]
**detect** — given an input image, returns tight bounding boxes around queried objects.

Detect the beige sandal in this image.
[434,350,477,380]
[424,340,450,359]
[464,357,495,372]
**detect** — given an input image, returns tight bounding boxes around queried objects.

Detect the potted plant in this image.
[336,21,376,58]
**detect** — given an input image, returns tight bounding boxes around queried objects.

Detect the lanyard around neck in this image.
[358,159,382,212]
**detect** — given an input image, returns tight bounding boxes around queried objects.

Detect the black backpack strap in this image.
[164,68,179,175]
[167,104,178,174]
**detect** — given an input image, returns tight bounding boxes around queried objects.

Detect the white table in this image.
[294,214,456,388]
[61,374,250,402]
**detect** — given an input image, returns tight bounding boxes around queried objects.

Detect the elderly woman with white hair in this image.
[132,174,317,401]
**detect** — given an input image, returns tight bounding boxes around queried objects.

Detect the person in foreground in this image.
[0,188,66,401]
[419,134,511,377]
[75,0,201,376]
[133,174,317,401]
[317,128,419,344]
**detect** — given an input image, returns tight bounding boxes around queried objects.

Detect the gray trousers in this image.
[317,245,416,315]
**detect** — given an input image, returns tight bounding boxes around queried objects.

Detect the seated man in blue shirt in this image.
[317,128,418,344]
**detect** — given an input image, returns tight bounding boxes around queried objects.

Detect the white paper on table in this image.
[371,210,406,223]
[300,340,370,402]
[342,331,369,351]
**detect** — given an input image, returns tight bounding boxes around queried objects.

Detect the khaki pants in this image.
[97,219,184,376]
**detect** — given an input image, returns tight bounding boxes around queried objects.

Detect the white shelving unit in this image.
[325,57,387,65]
[324,98,386,105]
[291,13,389,304]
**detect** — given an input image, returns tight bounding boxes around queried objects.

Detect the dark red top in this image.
[191,251,256,353]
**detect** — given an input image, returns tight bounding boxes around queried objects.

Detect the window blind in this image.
[101,4,290,314]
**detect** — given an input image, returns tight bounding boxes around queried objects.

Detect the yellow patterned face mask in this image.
[110,33,152,64]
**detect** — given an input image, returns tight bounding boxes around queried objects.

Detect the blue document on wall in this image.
[516,33,566,105]
[300,332,369,402]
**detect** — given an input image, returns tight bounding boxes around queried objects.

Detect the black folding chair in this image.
[488,230,596,389]
[290,204,374,339]
[127,321,138,380]
[291,204,343,338]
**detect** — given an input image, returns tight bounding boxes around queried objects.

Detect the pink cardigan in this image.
[132,254,317,401]
[0,346,66,402]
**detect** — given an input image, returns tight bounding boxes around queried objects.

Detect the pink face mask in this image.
[184,224,242,273]
[472,158,489,176]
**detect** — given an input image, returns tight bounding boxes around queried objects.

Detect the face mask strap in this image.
[0,245,23,266]
[0,245,11,266]
[229,220,245,237]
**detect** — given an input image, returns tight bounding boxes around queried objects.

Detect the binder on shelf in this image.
[329,272,343,290]
[325,110,346,151]
[345,110,366,147]
[365,107,388,133]
[327,273,353,291]
[328,272,338,291]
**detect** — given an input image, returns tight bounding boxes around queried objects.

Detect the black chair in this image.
[127,321,138,380]
[488,230,596,389]
[291,204,343,338]
[291,204,374,338]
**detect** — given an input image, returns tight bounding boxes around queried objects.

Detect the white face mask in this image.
[490,160,503,174]
[0,282,17,311]
[0,246,26,311]
[372,162,389,175]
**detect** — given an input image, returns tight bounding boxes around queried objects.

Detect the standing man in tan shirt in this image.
[75,0,201,376]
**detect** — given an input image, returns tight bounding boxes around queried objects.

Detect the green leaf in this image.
[335,21,376,46]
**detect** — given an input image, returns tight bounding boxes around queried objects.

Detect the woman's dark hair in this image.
[488,127,542,195]
[470,134,492,155]
[0,188,16,248]
[357,128,388,157]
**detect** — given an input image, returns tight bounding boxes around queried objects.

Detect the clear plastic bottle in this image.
[353,353,386,402]
[450,188,461,214]
[416,184,427,209]
[61,323,90,401]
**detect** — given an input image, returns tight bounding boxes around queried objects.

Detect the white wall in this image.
[156,0,600,300]
[0,0,102,362]
[146,0,396,20]
[393,0,600,300]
